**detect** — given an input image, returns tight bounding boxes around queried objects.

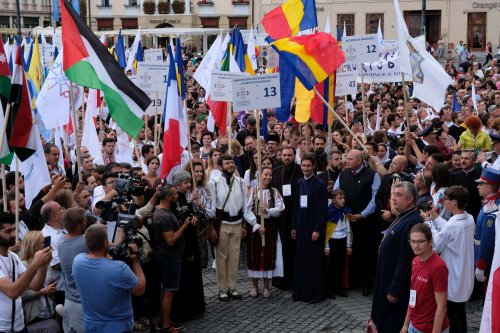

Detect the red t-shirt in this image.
[409,253,450,333]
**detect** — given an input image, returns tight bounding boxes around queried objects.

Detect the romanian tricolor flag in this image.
[268,32,345,91]
[262,0,318,40]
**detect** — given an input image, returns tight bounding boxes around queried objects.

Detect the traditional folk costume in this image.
[244,186,285,278]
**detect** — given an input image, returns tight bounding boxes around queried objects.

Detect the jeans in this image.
[409,323,449,333]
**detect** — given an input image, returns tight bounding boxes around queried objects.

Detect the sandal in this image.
[250,287,258,298]
[228,289,243,300]
[138,317,150,327]
[133,321,149,331]
[263,288,271,298]
[218,290,229,302]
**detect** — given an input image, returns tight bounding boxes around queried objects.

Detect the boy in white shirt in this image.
[425,185,475,333]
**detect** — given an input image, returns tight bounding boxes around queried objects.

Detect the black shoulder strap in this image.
[11,255,16,333]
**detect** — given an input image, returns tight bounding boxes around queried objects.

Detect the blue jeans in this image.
[409,322,449,333]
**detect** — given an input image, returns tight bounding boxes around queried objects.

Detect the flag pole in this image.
[1,165,7,212]
[313,87,366,150]
[360,64,367,135]
[254,109,265,247]
[69,82,83,182]
[344,95,348,124]
[227,102,232,156]
[401,73,410,131]
[154,92,159,154]
[183,99,196,187]
[14,156,19,241]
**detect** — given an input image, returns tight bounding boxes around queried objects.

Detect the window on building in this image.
[200,17,220,28]
[121,18,138,29]
[228,17,248,29]
[96,18,113,31]
[366,13,383,34]
[0,17,9,29]
[337,14,354,36]
[101,0,110,7]
[23,17,39,28]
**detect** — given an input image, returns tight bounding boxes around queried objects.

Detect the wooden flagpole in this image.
[227,102,232,156]
[254,109,265,247]
[153,92,159,154]
[360,64,367,135]
[313,87,366,150]
[184,100,196,187]
[2,165,7,212]
[401,73,411,132]
[14,156,19,241]
[69,82,83,182]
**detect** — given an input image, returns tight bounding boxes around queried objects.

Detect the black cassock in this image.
[371,208,423,333]
[272,163,303,289]
[292,175,328,303]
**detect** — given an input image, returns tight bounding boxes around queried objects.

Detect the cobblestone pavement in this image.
[179,246,484,333]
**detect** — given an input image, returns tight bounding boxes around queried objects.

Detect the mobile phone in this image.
[43,236,51,248]
[49,275,61,284]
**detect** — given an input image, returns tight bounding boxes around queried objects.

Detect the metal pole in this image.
[16,0,22,41]
[88,0,92,28]
[421,0,427,37]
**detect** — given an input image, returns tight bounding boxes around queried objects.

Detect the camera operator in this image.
[92,173,124,242]
[153,184,196,333]
[72,224,145,333]
[171,171,206,322]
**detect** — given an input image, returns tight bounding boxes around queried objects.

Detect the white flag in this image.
[247,28,257,70]
[193,33,222,92]
[87,89,100,117]
[54,127,66,176]
[472,84,479,113]
[394,0,453,110]
[36,51,71,129]
[324,15,331,34]
[81,105,104,166]
[16,127,51,208]
[377,19,385,50]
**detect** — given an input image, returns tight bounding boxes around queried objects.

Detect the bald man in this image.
[334,149,381,295]
[377,155,409,223]
[41,201,66,268]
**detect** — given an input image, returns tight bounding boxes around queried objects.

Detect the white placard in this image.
[144,48,164,63]
[343,34,379,63]
[40,44,55,69]
[340,47,412,84]
[241,30,269,46]
[144,91,167,116]
[209,71,245,102]
[266,47,279,69]
[381,39,398,50]
[231,74,281,112]
[335,71,357,96]
[136,62,169,92]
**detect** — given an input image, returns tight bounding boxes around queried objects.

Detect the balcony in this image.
[124,3,140,16]
[197,0,214,15]
[231,0,249,15]
[96,3,112,16]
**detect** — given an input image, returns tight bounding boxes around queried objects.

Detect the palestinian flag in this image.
[9,45,36,161]
[60,0,151,138]
[0,35,10,108]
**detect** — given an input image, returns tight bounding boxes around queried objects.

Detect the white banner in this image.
[232,74,281,112]
[341,47,412,84]
[144,48,164,63]
[40,44,55,70]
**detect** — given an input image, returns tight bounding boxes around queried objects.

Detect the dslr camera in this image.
[108,213,144,264]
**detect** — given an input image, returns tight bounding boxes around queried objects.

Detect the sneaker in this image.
[211,259,216,269]
[227,289,243,300]
[218,290,229,302]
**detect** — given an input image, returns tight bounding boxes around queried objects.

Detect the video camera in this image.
[108,213,144,264]
[176,205,206,227]
[392,172,415,183]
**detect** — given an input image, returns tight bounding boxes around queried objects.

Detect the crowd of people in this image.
[0,39,499,333]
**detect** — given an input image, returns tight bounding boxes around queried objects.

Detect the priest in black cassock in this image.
[291,154,328,303]
[272,146,303,289]
[370,181,423,333]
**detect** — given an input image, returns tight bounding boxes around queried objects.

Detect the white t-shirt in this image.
[0,251,26,332]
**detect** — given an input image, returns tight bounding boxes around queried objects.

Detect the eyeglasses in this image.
[409,239,429,245]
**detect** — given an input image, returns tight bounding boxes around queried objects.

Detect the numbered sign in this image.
[335,71,357,96]
[40,44,55,69]
[136,62,169,92]
[144,91,166,116]
[343,34,379,64]
[231,74,281,112]
[144,48,164,63]
[210,71,245,102]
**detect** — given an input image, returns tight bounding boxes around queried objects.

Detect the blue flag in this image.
[452,92,461,112]
[113,29,126,68]
[275,56,295,122]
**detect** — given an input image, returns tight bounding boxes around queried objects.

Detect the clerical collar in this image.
[462,167,475,175]
[304,173,314,180]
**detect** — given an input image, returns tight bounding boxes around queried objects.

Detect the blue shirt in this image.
[72,254,138,333]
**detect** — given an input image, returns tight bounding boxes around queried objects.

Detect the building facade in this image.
[256,0,500,53]
[0,0,52,33]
